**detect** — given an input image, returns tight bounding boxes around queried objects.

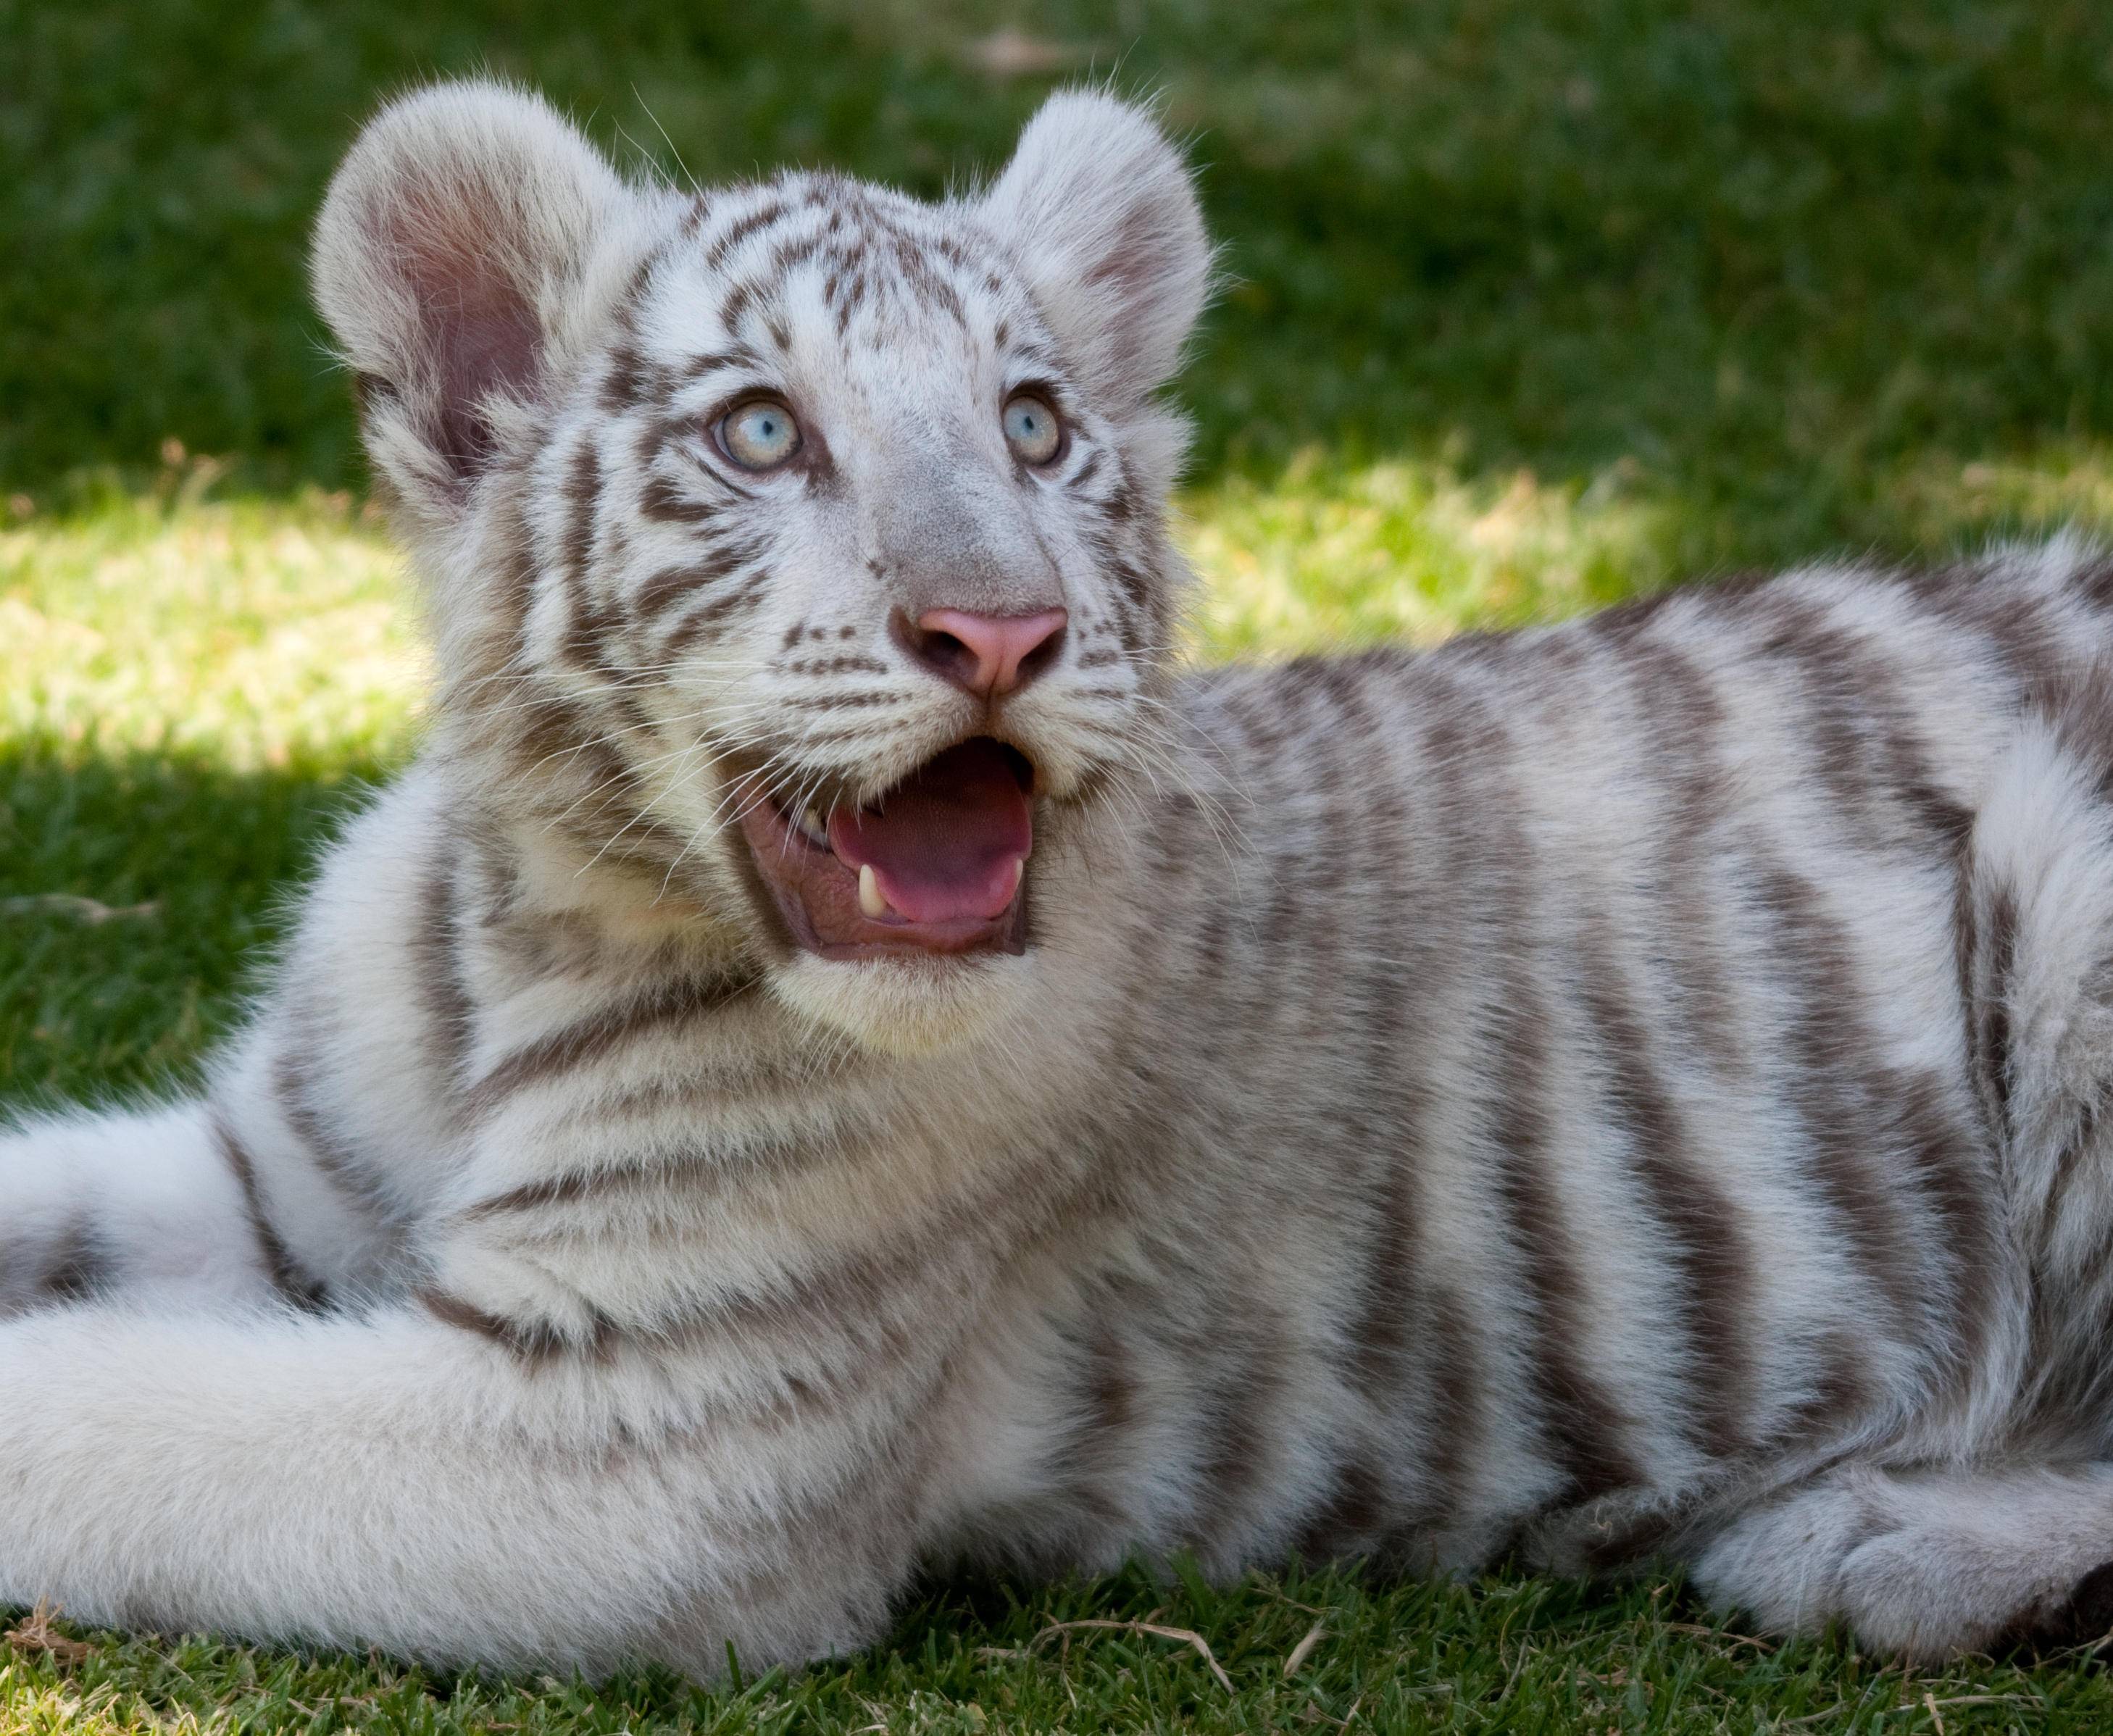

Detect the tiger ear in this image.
[980,90,1212,404]
[312,81,643,518]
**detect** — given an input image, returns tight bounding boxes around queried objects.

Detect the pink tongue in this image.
[827,740,1032,925]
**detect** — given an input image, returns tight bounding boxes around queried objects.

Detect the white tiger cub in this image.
[9,78,2113,1676]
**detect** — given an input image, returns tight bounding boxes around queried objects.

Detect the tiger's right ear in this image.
[312,82,644,521]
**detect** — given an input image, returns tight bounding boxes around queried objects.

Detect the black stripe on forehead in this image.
[706,196,795,270]
[643,209,1034,393]
[680,350,754,381]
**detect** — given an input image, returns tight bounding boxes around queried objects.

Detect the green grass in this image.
[9,1560,2113,1735]
[0,479,417,1102]
[7,0,2113,568]
[12,0,2113,1727]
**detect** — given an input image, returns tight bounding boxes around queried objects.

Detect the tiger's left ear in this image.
[980,91,1212,404]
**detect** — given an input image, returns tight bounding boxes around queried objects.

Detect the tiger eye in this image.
[1001,393,1062,465]
[720,398,801,470]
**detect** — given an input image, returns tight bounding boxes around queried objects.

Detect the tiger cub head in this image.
[312,80,1209,1054]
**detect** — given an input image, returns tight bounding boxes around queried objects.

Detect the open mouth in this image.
[738,738,1035,959]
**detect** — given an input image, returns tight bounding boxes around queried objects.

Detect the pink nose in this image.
[899,607,1068,698]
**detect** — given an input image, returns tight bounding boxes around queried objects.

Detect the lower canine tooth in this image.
[857,864,890,919]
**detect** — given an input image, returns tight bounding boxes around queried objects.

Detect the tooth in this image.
[799,804,828,845]
[1010,859,1024,895]
[858,863,890,919]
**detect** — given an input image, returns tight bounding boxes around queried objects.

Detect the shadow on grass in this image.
[0,738,391,1106]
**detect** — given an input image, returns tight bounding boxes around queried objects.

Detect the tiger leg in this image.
[0,1296,907,1675]
[0,1103,288,1316]
[1688,1461,2113,1660]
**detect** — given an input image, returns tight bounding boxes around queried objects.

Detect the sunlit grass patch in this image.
[1178,444,2113,664]
[1883,444,2113,556]
[0,484,422,1097]
[1178,452,1678,659]
[0,477,424,772]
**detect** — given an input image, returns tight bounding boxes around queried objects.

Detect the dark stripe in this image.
[2042,1095,2099,1251]
[1572,1498,1691,1575]
[1605,629,1745,1074]
[561,438,600,589]
[778,686,914,711]
[612,237,668,338]
[662,572,771,648]
[1978,885,2019,1142]
[413,854,475,1104]
[1894,1064,2002,1383]
[559,577,625,682]
[1487,967,1643,1501]
[1186,1323,1285,1549]
[1777,1327,1867,1443]
[1296,1459,1388,1565]
[462,972,752,1116]
[497,684,693,867]
[271,1030,398,1227]
[1575,921,1754,1461]
[488,492,543,651]
[210,1114,323,1307]
[717,278,762,335]
[1299,663,1458,1537]
[1057,1316,1140,1530]
[707,199,792,269]
[781,653,891,677]
[2067,554,2113,617]
[1412,1285,1483,1543]
[1743,591,1997,1389]
[554,805,701,872]
[1752,865,1928,1330]
[38,1218,106,1302]
[638,474,720,525]
[459,1171,601,1220]
[417,1286,609,1362]
[1920,560,2071,704]
[1343,1159,1417,1411]
[599,343,646,414]
[1746,591,1930,846]
[1420,668,1643,1502]
[505,688,617,780]
[454,1122,838,1221]
[633,538,761,625]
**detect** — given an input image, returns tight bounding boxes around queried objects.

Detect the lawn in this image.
[9,0,2113,1729]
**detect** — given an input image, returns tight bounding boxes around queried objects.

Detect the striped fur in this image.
[8,82,2113,1672]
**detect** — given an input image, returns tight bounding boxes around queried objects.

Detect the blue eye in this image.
[720,398,801,470]
[1002,394,1062,464]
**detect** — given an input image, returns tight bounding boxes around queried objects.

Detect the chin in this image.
[767,946,1039,1059]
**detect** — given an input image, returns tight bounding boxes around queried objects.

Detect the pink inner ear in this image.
[387,199,547,478]
[427,287,542,472]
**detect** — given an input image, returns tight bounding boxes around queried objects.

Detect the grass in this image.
[8,0,2113,569]
[0,474,418,1103]
[12,0,2113,1726]
[5,1560,2112,1735]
